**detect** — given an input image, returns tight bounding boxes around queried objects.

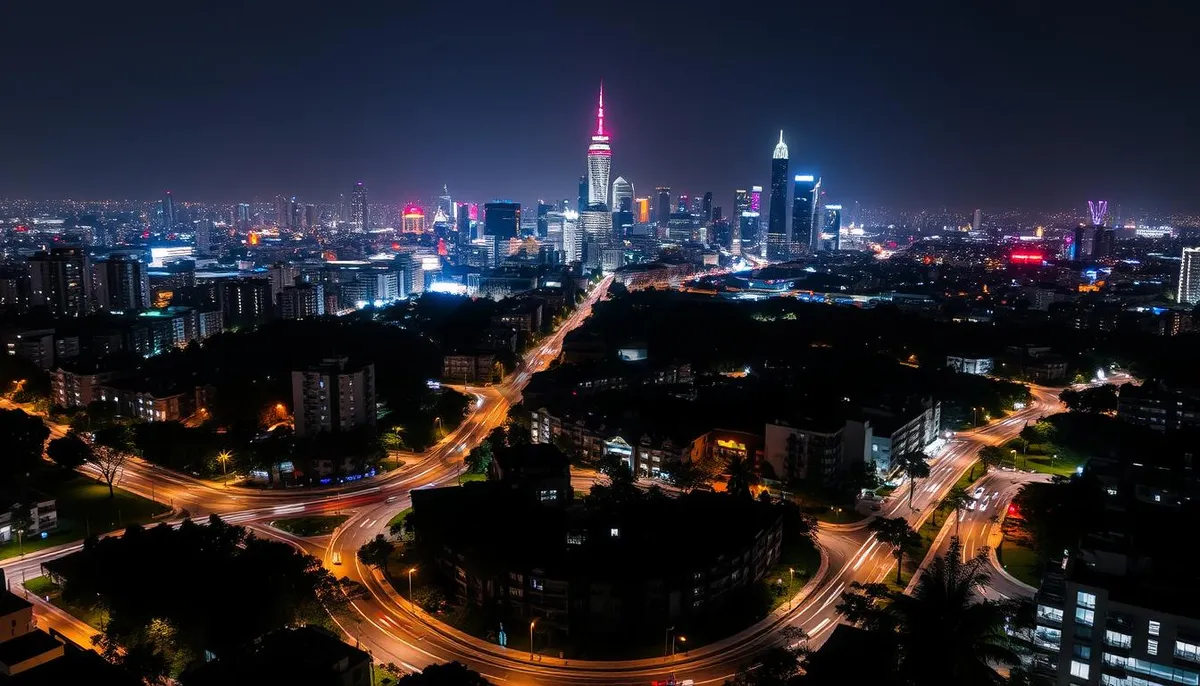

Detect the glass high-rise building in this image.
[611,176,633,213]
[586,83,611,209]
[483,201,520,240]
[822,205,842,252]
[791,174,820,252]
[655,187,671,227]
[351,182,368,232]
[1179,247,1200,306]
[766,131,790,261]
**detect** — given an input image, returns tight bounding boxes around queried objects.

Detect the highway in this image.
[2,294,1107,684]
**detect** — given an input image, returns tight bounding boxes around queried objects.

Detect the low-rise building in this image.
[0,498,57,544]
[946,355,994,375]
[442,353,497,384]
[1117,381,1200,432]
[51,367,117,409]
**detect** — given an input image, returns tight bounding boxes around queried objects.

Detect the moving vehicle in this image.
[973,486,986,499]
[331,551,342,565]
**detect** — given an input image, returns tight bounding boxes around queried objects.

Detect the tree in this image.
[464,440,493,475]
[89,444,128,498]
[976,445,1005,478]
[940,487,974,537]
[48,432,92,469]
[396,661,491,685]
[725,455,757,499]
[838,539,1022,685]
[7,504,33,555]
[889,539,1022,684]
[867,515,921,585]
[724,629,809,685]
[0,408,50,484]
[895,451,931,510]
[357,534,395,570]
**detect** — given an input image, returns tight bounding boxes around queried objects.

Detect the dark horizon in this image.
[2,1,1197,211]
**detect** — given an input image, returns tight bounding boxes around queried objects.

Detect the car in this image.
[385,495,397,504]
[973,486,986,499]
[967,499,977,510]
[331,551,343,565]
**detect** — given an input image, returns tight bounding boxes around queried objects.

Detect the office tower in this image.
[337,194,348,224]
[279,283,326,320]
[549,210,581,263]
[456,203,473,242]
[702,192,713,224]
[791,174,820,251]
[735,189,750,216]
[536,201,554,238]
[402,204,426,234]
[351,182,368,232]
[305,204,317,230]
[586,83,612,209]
[677,194,689,213]
[92,253,150,312]
[291,357,376,438]
[268,262,301,302]
[766,131,790,261]
[484,201,520,240]
[655,187,671,227]
[690,195,702,215]
[160,191,177,229]
[612,207,634,240]
[823,205,843,251]
[275,195,288,227]
[1093,227,1115,259]
[634,197,650,224]
[580,210,612,246]
[750,185,762,212]
[289,197,302,231]
[577,176,588,214]
[1178,247,1200,306]
[218,277,272,328]
[1069,225,1093,261]
[438,184,454,221]
[28,246,90,317]
[236,203,251,225]
[737,212,757,256]
[612,176,633,213]
[195,219,212,255]
[972,208,982,232]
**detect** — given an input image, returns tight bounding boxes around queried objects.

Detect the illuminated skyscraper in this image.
[160,191,176,229]
[402,204,426,233]
[750,185,762,212]
[702,192,713,224]
[586,83,612,209]
[634,197,650,224]
[438,185,455,221]
[822,205,842,251]
[766,131,790,261]
[655,187,671,227]
[536,201,554,238]
[791,174,820,251]
[236,203,251,225]
[611,176,633,212]
[351,182,368,232]
[1179,247,1200,306]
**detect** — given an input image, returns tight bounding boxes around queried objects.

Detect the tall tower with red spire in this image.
[586,82,612,209]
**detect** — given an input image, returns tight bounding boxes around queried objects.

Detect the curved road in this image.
[3,299,1106,685]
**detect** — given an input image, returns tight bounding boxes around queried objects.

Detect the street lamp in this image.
[788,567,796,611]
[216,450,233,486]
[1009,449,1017,470]
[407,567,417,612]
[673,634,686,656]
[529,620,536,660]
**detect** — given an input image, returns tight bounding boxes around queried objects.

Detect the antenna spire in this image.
[596,81,605,136]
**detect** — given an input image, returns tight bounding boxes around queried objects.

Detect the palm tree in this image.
[941,487,975,538]
[889,538,1021,685]
[896,452,931,510]
[725,455,757,499]
[867,516,921,585]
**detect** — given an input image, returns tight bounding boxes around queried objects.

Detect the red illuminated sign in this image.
[1010,252,1045,263]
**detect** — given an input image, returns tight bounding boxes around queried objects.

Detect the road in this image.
[2,301,1100,685]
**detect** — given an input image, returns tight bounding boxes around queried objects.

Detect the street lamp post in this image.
[217,450,232,486]
[1010,449,1017,470]
[1052,453,1057,469]
[665,626,674,658]
[672,634,686,656]
[788,567,795,611]
[407,568,417,613]
[529,620,536,660]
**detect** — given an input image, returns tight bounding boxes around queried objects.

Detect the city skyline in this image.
[2,3,1198,210]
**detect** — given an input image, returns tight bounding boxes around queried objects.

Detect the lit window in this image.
[530,578,544,591]
[1070,660,1090,679]
[1148,639,1158,656]
[1174,640,1199,662]
[1038,605,1064,623]
[1073,644,1091,659]
[1148,620,1160,637]
[1075,608,1095,626]
[1077,591,1096,609]
[1104,630,1131,648]
[610,528,619,538]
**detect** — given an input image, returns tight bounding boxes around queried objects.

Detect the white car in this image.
[967,499,977,510]
[973,486,986,499]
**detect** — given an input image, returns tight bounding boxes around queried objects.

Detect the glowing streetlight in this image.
[407,567,417,612]
[216,450,233,485]
[529,620,537,660]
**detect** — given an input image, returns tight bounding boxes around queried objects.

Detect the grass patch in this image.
[21,575,108,630]
[271,514,349,537]
[792,488,867,524]
[386,507,412,531]
[1,470,169,561]
[458,472,487,483]
[996,536,1040,587]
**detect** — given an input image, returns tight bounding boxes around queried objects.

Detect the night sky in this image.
[3,1,1196,211]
